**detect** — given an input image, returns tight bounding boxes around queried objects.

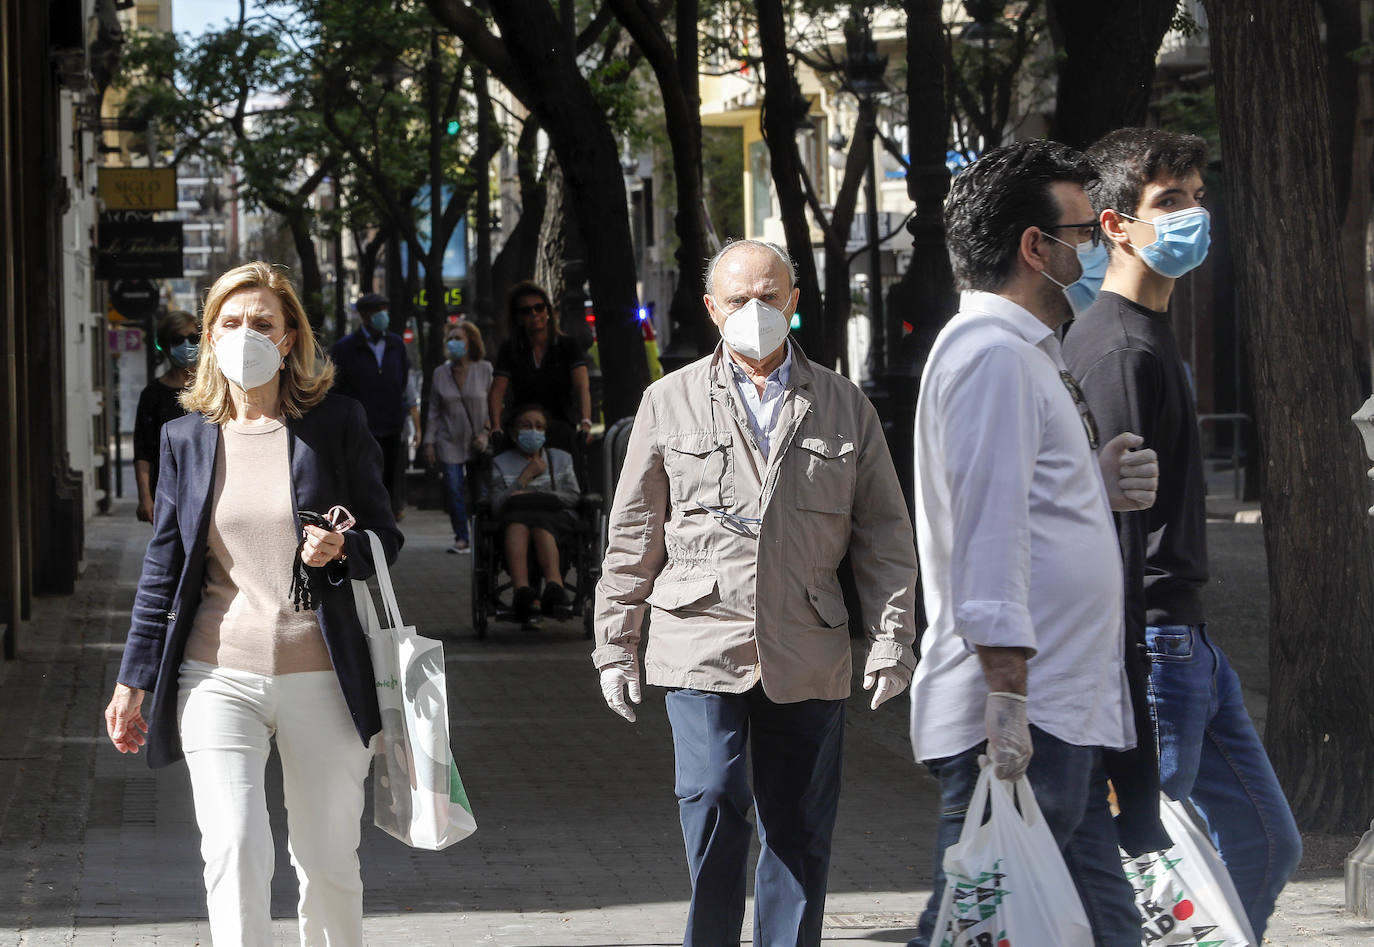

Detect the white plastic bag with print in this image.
[353,530,476,850]
[932,757,1093,947]
[1122,796,1256,946]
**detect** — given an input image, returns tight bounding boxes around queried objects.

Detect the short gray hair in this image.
[703,239,797,297]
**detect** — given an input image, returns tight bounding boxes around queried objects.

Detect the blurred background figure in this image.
[331,292,420,520]
[133,310,198,524]
[486,404,580,622]
[423,320,494,554]
[488,280,592,454]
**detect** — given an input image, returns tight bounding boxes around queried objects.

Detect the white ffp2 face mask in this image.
[215,325,288,390]
[717,297,790,360]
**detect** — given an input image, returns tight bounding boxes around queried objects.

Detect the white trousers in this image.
[177,660,373,947]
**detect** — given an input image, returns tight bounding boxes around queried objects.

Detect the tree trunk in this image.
[1204,0,1374,832]
[607,0,713,356]
[889,0,955,375]
[479,0,647,421]
[535,159,567,314]
[284,210,325,329]
[491,121,547,342]
[756,0,826,366]
[1318,0,1360,221]
[474,62,494,323]
[1046,0,1177,148]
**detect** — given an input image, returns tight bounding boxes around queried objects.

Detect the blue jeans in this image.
[910,727,1139,947]
[664,686,845,947]
[1147,623,1300,940]
[440,462,469,542]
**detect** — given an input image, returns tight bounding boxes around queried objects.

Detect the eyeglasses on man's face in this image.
[514,301,549,317]
[1059,370,1100,450]
[1040,220,1103,247]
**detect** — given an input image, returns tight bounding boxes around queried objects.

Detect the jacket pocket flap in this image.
[666,431,731,457]
[798,435,855,459]
[646,575,719,610]
[806,584,849,628]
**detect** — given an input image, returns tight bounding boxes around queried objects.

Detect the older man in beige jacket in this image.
[593,239,918,947]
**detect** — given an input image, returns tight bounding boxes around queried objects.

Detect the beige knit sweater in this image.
[184,419,333,675]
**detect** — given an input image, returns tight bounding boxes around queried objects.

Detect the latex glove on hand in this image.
[600,662,642,722]
[1099,432,1159,512]
[985,691,1032,780]
[863,667,907,710]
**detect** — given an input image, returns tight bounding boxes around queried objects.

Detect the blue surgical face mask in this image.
[446,338,467,361]
[1120,206,1211,278]
[516,429,546,455]
[1040,232,1110,315]
[168,338,199,367]
[368,310,390,333]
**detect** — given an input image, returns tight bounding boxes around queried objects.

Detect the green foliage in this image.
[1155,83,1220,159]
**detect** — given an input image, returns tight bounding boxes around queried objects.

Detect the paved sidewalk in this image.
[0,495,1369,945]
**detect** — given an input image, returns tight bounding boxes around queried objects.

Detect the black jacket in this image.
[117,392,403,768]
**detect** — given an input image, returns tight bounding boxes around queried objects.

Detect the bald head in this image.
[704,240,796,297]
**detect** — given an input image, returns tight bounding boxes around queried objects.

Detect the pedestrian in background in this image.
[595,239,917,947]
[487,280,592,452]
[330,291,419,520]
[133,310,197,524]
[423,320,494,554]
[103,262,402,947]
[907,140,1159,947]
[1062,127,1300,938]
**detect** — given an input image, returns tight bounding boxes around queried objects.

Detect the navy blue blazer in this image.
[117,392,404,769]
[329,329,410,437]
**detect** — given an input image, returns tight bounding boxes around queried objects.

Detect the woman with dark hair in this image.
[422,320,493,553]
[133,310,198,523]
[487,404,581,622]
[486,280,592,452]
[104,261,401,946]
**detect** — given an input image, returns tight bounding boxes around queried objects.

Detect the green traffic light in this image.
[445,119,460,135]
[790,312,801,330]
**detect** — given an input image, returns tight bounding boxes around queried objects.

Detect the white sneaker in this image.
[446,542,471,554]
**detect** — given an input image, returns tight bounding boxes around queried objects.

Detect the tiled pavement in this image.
[0,494,1370,945]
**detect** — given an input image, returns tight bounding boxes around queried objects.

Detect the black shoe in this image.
[540,582,569,618]
[513,585,537,622]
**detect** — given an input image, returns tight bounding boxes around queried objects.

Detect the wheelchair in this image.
[468,447,604,639]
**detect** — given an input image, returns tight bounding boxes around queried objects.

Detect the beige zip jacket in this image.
[593,341,918,702]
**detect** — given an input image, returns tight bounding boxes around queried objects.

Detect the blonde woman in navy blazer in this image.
[104,262,402,946]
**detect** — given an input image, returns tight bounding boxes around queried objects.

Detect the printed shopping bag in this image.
[1122,796,1256,946]
[932,758,1093,947]
[353,530,476,850]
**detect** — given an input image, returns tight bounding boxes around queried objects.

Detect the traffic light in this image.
[445,119,461,135]
[790,312,802,330]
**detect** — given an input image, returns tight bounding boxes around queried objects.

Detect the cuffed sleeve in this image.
[942,344,1042,657]
[846,393,920,673]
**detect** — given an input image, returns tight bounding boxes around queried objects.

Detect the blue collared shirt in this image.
[726,345,792,460]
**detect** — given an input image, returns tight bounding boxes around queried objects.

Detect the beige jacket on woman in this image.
[593,341,918,703]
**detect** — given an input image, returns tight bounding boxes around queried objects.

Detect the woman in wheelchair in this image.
[487,404,582,621]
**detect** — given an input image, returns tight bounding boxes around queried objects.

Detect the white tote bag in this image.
[353,530,476,850]
[1122,797,1256,946]
[932,758,1093,947]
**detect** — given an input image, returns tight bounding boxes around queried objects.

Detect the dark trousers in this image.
[372,433,403,515]
[664,685,845,947]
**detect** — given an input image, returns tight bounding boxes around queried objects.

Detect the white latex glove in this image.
[985,691,1032,780]
[599,663,642,722]
[862,667,907,710]
[1099,431,1159,512]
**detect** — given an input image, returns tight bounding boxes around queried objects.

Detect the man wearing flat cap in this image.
[331,292,418,518]
[594,239,918,947]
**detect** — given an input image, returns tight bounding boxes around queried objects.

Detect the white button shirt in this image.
[909,291,1134,762]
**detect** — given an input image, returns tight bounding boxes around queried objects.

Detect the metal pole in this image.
[864,116,885,379]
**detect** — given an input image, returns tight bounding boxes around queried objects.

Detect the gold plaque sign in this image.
[98,167,178,211]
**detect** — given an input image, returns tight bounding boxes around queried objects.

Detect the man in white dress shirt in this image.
[907,140,1161,946]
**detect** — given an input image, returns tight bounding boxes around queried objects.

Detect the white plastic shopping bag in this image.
[1122,796,1255,946]
[932,757,1093,947]
[353,530,476,850]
